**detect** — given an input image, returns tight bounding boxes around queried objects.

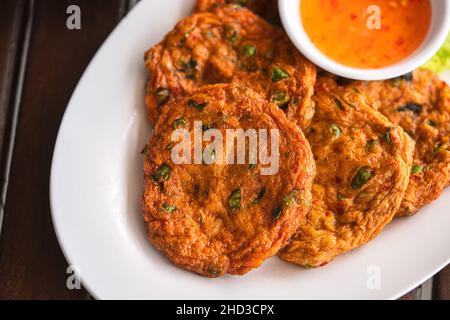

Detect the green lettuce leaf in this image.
[422,33,450,73]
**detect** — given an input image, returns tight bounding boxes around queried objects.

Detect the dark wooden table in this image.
[0,0,448,300]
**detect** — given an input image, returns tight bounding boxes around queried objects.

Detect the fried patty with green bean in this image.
[142,84,315,277]
[144,5,316,129]
[350,69,450,216]
[278,77,414,268]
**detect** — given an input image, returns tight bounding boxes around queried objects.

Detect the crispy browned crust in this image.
[144,5,316,129]
[350,69,450,216]
[278,77,414,268]
[194,0,281,25]
[142,84,316,277]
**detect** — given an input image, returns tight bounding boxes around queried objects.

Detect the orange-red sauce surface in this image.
[301,0,432,69]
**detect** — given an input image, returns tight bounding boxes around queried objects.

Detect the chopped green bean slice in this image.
[351,167,374,190]
[271,67,289,82]
[228,189,241,209]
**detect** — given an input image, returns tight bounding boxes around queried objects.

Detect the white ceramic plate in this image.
[50,0,450,300]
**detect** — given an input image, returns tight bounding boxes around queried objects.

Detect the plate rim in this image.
[49,0,150,301]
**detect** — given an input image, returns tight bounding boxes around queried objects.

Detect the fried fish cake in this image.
[350,69,450,216]
[142,84,315,277]
[194,0,281,25]
[195,0,271,15]
[144,5,316,129]
[278,77,414,268]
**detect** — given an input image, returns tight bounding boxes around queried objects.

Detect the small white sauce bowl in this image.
[279,0,450,80]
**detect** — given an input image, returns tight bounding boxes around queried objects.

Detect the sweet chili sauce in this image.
[301,0,432,69]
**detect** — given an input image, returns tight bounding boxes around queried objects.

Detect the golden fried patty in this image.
[194,0,280,25]
[278,77,414,268]
[350,69,450,216]
[142,84,315,277]
[144,5,316,129]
